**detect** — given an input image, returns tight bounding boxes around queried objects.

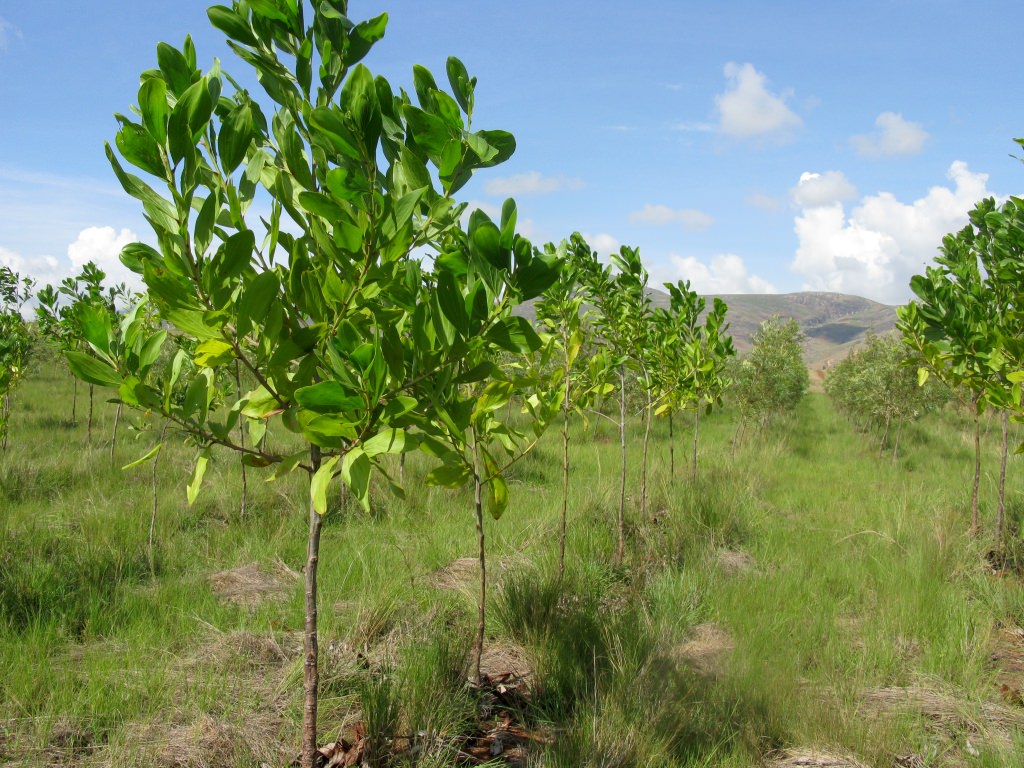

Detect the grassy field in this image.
[2,353,1024,767]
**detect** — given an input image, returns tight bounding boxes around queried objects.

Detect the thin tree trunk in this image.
[148,420,168,577]
[88,384,94,444]
[1,393,9,453]
[971,405,981,535]
[640,383,652,518]
[471,433,486,685]
[234,362,247,519]
[891,419,903,463]
[692,407,700,483]
[668,410,675,480]
[72,376,77,423]
[616,366,626,566]
[399,453,405,486]
[109,402,122,463]
[301,444,323,768]
[559,372,570,586]
[998,409,1008,543]
[878,413,891,458]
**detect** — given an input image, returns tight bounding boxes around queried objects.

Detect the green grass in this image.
[2,354,1024,766]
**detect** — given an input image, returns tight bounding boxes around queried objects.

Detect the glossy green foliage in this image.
[92,0,560,514]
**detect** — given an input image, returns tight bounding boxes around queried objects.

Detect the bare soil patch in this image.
[208,560,299,608]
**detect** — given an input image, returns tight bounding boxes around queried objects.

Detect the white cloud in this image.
[851,112,928,158]
[790,161,992,304]
[715,62,802,140]
[673,121,716,133]
[0,17,19,51]
[629,204,714,231]
[580,232,621,257]
[0,246,63,289]
[68,226,140,286]
[790,170,857,208]
[483,171,585,197]
[656,253,777,294]
[745,192,784,212]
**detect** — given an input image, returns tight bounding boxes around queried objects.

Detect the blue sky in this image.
[1,0,1021,305]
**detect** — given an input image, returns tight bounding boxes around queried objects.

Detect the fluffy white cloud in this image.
[580,232,621,257]
[656,253,777,294]
[67,226,140,287]
[629,204,714,231]
[483,171,585,196]
[851,112,928,158]
[0,246,63,289]
[790,171,857,208]
[715,62,802,140]
[790,161,992,304]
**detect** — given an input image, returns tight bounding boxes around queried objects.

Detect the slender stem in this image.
[301,444,323,768]
[640,383,652,518]
[88,383,94,444]
[878,413,891,459]
[616,366,626,566]
[891,419,903,463]
[109,402,122,464]
[148,420,169,578]
[72,375,77,423]
[692,407,700,483]
[971,405,981,535]
[668,410,674,480]
[559,371,570,586]
[470,430,486,685]
[234,361,247,519]
[998,409,1008,544]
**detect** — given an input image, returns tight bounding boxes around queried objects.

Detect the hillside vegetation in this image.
[2,354,1023,767]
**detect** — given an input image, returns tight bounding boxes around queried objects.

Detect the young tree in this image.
[731,316,808,441]
[0,267,34,453]
[84,2,553,764]
[535,234,613,583]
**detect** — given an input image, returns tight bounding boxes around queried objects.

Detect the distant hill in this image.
[693,291,899,371]
[519,289,899,375]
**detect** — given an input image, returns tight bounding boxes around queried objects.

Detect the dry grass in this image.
[715,547,756,575]
[767,749,869,768]
[479,640,533,682]
[207,560,299,609]
[116,713,289,768]
[860,679,1024,755]
[673,622,735,677]
[430,557,480,592]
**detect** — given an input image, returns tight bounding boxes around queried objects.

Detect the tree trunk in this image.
[998,409,1008,543]
[234,362,247,519]
[1,393,9,453]
[878,413,891,459]
[616,366,626,566]
[301,444,323,768]
[668,410,675,480]
[971,406,981,535]
[110,402,122,464]
[692,407,701,483]
[559,372,570,586]
[470,434,486,685]
[399,452,405,486]
[891,419,903,463]
[88,384,94,444]
[72,376,77,423]
[639,383,652,519]
[148,420,168,577]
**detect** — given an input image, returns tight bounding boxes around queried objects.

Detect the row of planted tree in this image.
[0,3,817,764]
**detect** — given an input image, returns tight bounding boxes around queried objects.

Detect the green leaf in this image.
[267,450,306,482]
[207,5,258,46]
[156,42,193,96]
[194,339,235,367]
[485,316,542,354]
[241,386,282,419]
[219,101,256,173]
[363,428,410,457]
[481,448,508,520]
[295,381,363,414]
[425,461,471,489]
[138,78,169,144]
[341,447,372,510]
[66,351,122,388]
[186,448,211,506]
[115,121,165,177]
[445,56,473,115]
[311,455,340,515]
[121,442,163,470]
